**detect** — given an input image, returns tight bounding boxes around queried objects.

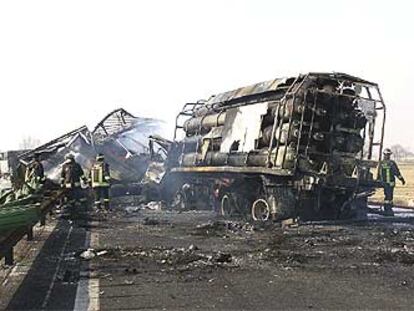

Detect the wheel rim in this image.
[172,191,186,210]
[221,194,233,217]
[252,199,270,221]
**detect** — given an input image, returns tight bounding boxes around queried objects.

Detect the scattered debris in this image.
[214,252,232,263]
[281,218,299,229]
[99,244,238,270]
[145,201,164,211]
[193,220,255,236]
[374,248,414,265]
[124,201,165,214]
[143,218,161,226]
[188,244,198,251]
[78,248,109,260]
[125,206,141,214]
[96,250,108,257]
[79,249,96,260]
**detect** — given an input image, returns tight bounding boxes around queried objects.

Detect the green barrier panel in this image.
[0,205,41,232]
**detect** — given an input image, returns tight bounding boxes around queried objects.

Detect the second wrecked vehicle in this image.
[17,109,167,195]
[162,72,386,221]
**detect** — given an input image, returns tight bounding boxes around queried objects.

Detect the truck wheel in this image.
[339,197,368,220]
[251,199,270,221]
[221,193,235,217]
[171,191,187,210]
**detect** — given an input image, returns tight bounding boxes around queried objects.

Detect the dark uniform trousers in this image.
[383,184,394,212]
[94,187,110,209]
[379,159,403,214]
[67,187,85,205]
[61,161,87,217]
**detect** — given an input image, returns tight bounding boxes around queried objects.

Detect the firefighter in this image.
[61,153,86,215]
[25,153,45,189]
[378,148,405,216]
[89,153,111,210]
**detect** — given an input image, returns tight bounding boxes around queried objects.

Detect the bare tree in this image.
[390,144,414,162]
[19,136,41,150]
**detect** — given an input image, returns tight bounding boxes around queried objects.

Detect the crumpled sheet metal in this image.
[20,126,95,182]
[93,108,137,143]
[20,109,167,184]
[142,162,166,184]
[94,116,168,183]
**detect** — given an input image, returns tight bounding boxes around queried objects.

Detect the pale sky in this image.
[0,0,413,151]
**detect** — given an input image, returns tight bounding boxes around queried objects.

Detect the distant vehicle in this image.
[162,72,385,221]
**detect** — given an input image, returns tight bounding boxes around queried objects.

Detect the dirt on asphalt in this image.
[2,197,414,310]
[87,202,414,310]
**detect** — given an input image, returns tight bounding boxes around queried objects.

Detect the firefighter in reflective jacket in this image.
[61,153,86,209]
[25,153,45,190]
[89,154,111,209]
[378,148,405,215]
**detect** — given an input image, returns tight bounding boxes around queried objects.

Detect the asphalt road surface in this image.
[2,202,414,310]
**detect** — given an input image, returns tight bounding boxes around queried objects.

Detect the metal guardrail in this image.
[0,190,64,265]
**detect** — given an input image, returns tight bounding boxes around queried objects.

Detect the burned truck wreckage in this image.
[160,72,386,221]
[16,109,167,196]
[2,73,387,223]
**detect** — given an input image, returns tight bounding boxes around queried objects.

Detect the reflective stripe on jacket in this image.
[379,160,401,187]
[90,162,110,188]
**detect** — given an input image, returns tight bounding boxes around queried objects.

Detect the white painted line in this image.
[74,229,100,311]
[41,225,73,310]
[88,231,100,311]
[88,277,100,311]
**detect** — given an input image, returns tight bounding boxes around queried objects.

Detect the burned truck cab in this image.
[166,73,385,220]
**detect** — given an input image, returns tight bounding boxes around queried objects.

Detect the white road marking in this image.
[41,225,73,310]
[74,229,100,311]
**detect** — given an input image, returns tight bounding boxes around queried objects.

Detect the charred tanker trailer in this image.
[164,73,385,221]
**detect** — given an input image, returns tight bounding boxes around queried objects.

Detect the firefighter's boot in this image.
[384,204,394,216]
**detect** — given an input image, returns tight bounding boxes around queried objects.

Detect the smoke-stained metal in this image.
[18,108,166,184]
[165,72,386,220]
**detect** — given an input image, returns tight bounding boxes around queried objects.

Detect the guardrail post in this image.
[27,226,34,241]
[40,215,46,226]
[4,247,14,266]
